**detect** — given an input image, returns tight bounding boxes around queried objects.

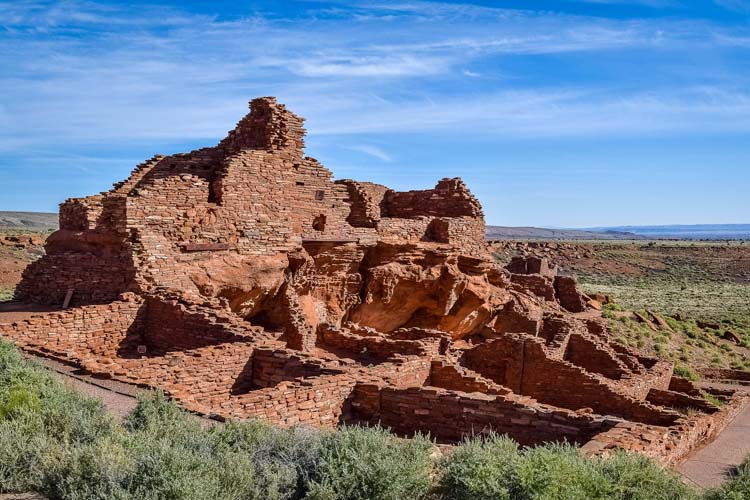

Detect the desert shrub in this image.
[514,443,609,500]
[598,452,697,500]
[305,425,433,500]
[438,434,520,500]
[703,456,750,500]
[0,416,58,492]
[0,340,116,494]
[43,437,133,500]
[212,419,323,498]
[438,438,695,500]
[674,365,700,381]
[0,382,41,418]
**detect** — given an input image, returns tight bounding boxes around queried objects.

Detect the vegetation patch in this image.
[2,339,749,499]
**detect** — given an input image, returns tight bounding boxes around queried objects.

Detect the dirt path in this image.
[22,354,140,420]
[677,391,750,488]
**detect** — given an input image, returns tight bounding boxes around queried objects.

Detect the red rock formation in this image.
[2,98,746,465]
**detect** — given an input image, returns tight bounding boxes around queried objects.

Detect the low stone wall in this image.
[583,397,748,466]
[462,335,678,426]
[15,252,134,306]
[0,298,142,360]
[250,347,344,389]
[227,373,359,426]
[370,386,618,445]
[142,295,259,353]
[646,388,718,413]
[698,367,750,382]
[319,327,438,361]
[563,333,629,380]
[429,360,509,395]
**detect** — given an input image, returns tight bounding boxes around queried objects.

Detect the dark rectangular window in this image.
[315,190,325,200]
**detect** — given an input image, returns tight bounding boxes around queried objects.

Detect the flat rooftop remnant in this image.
[1,98,747,466]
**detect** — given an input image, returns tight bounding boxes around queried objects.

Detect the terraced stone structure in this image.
[1,98,746,465]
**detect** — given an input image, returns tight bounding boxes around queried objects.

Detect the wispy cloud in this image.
[345,144,392,161]
[0,0,749,153]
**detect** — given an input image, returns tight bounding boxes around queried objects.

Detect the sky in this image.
[0,0,749,227]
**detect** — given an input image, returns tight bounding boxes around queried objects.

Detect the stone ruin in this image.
[1,97,746,465]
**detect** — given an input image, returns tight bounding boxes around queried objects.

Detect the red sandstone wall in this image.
[381,178,482,219]
[0,299,142,360]
[15,253,135,306]
[369,386,616,445]
[428,360,510,395]
[141,296,257,353]
[563,333,628,380]
[462,335,678,426]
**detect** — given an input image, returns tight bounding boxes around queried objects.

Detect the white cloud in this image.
[345,144,392,161]
[0,0,748,155]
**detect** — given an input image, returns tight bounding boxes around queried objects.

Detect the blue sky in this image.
[1,0,749,227]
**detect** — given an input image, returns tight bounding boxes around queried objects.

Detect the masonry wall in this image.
[563,333,628,380]
[428,360,509,395]
[336,180,389,228]
[15,252,134,306]
[381,178,482,219]
[18,97,489,305]
[319,327,438,361]
[462,335,679,426]
[140,296,260,354]
[697,368,750,382]
[368,386,616,445]
[250,348,345,389]
[228,374,359,426]
[0,299,142,360]
[59,196,104,230]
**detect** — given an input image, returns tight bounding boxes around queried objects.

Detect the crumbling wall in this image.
[462,335,679,426]
[428,360,510,395]
[250,348,345,389]
[382,178,482,219]
[0,298,143,360]
[563,333,630,380]
[15,250,135,306]
[141,296,258,354]
[358,386,617,445]
[336,180,389,228]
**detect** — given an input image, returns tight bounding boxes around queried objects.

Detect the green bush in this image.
[438,434,520,500]
[306,425,433,500]
[674,365,700,381]
[598,452,698,500]
[0,340,116,494]
[438,437,696,500]
[0,338,740,500]
[515,443,608,500]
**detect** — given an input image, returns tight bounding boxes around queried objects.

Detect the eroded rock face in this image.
[188,252,289,318]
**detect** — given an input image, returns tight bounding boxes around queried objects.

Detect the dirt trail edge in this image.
[677,388,750,488]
